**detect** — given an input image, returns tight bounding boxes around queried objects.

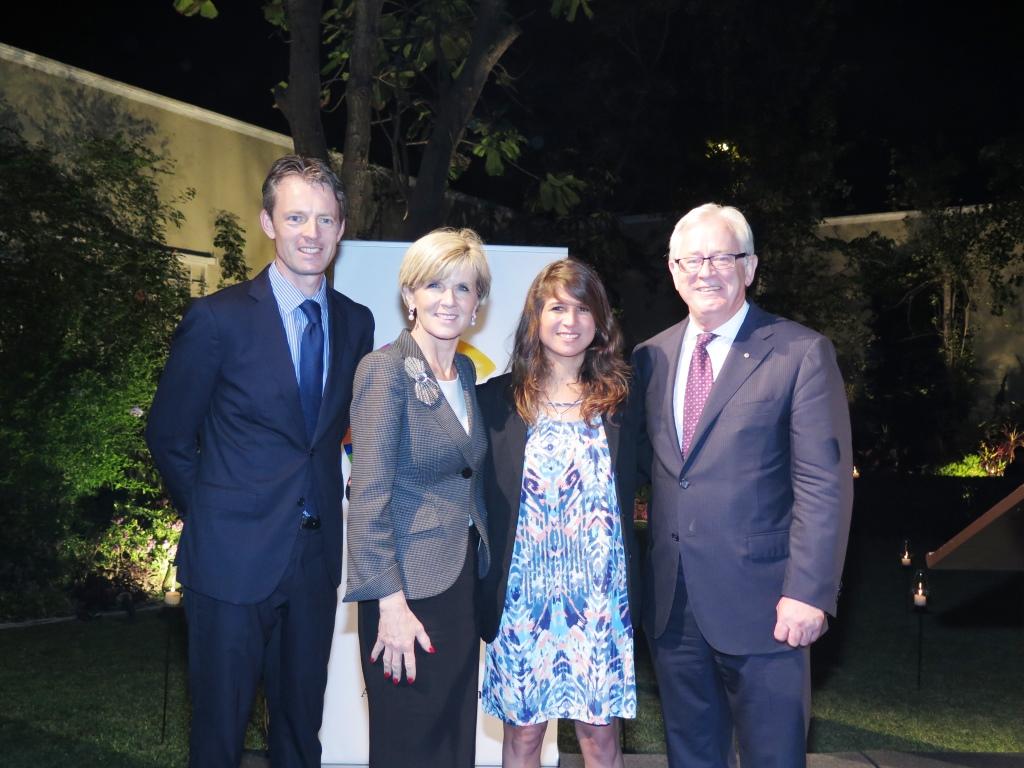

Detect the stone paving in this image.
[554,753,1024,768]
[299,752,1024,767]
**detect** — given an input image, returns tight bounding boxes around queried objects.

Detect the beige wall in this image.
[0,43,291,290]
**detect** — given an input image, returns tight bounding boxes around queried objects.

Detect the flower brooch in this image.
[404,356,441,406]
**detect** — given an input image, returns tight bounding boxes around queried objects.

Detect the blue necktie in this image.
[298,300,324,442]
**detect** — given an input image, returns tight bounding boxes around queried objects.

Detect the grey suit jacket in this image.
[343,329,491,602]
[633,303,853,655]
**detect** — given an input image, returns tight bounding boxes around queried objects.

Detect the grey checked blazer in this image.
[343,329,491,602]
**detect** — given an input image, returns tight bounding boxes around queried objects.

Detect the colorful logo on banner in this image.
[340,341,494,462]
[457,340,496,379]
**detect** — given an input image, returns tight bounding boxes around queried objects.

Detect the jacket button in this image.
[460,467,473,479]
[297,497,305,507]
[671,533,680,541]
[680,479,690,489]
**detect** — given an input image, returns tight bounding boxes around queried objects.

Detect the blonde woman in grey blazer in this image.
[344,228,492,768]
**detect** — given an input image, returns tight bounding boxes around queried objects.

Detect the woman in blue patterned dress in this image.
[478,259,641,767]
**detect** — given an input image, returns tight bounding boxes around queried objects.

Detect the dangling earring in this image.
[470,311,477,327]
[408,305,416,322]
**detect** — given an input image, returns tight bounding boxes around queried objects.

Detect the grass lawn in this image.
[0,608,192,768]
[560,532,1024,755]
[1,533,1021,766]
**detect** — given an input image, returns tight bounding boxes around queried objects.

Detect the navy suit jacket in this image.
[146,266,374,605]
[632,303,852,655]
[476,373,642,643]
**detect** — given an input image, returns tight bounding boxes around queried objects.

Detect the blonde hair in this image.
[398,228,492,301]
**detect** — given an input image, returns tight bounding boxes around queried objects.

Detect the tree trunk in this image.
[941,276,954,368]
[340,0,384,237]
[401,0,520,239]
[273,0,329,160]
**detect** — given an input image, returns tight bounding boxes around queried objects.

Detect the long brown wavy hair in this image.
[511,259,630,425]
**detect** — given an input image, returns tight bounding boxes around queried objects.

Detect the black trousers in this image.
[184,527,337,768]
[357,533,480,768]
[649,562,811,768]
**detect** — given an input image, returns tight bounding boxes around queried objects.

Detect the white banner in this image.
[321,240,566,766]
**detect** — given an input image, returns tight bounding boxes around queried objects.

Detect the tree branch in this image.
[341,0,385,236]
[274,0,329,160]
[402,0,520,237]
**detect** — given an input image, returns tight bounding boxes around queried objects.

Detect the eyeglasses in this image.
[670,252,747,274]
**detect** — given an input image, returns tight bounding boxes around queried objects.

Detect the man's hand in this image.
[371,590,434,684]
[773,596,827,647]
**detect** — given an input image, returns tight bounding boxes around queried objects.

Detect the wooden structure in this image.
[927,483,1024,571]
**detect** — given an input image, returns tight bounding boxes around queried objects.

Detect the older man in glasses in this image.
[632,203,853,767]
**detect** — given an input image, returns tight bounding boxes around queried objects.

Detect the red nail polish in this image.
[383,671,391,679]
[369,655,375,663]
[428,646,436,654]
[407,677,415,684]
[392,677,400,686]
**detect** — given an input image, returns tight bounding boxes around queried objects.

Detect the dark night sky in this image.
[4,1,1023,215]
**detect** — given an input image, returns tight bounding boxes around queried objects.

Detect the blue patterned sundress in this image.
[481,415,636,726]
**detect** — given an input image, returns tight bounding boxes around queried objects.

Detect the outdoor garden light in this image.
[900,539,912,567]
[161,562,181,606]
[912,569,929,608]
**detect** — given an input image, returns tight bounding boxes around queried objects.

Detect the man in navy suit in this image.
[633,204,853,767]
[146,156,374,767]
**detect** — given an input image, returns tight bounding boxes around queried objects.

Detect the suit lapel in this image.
[681,305,774,472]
[313,291,351,443]
[393,330,475,464]
[652,320,687,475]
[249,269,308,442]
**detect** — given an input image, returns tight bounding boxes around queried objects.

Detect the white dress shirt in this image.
[672,302,750,447]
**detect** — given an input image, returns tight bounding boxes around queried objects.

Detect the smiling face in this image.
[669,214,758,330]
[259,175,345,296]
[538,288,597,367]
[402,265,480,345]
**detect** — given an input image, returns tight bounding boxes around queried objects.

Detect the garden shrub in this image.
[0,97,190,619]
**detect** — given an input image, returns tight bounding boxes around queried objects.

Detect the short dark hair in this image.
[261,155,347,219]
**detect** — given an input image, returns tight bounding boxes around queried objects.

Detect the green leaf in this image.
[263,1,287,29]
[173,0,218,19]
[550,0,591,22]
[484,149,503,176]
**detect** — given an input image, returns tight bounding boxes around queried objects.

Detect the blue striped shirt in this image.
[267,263,330,392]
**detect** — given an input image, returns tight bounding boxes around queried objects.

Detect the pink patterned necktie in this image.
[682,332,716,458]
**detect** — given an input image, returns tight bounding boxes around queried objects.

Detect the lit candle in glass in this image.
[912,569,928,608]
[900,539,912,567]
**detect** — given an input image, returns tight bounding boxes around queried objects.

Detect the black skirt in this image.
[357,532,480,768]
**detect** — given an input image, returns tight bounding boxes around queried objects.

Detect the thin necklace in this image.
[545,397,582,417]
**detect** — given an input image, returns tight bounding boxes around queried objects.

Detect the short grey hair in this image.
[668,203,755,259]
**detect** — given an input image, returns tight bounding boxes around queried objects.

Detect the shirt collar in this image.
[684,301,749,345]
[268,262,328,316]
